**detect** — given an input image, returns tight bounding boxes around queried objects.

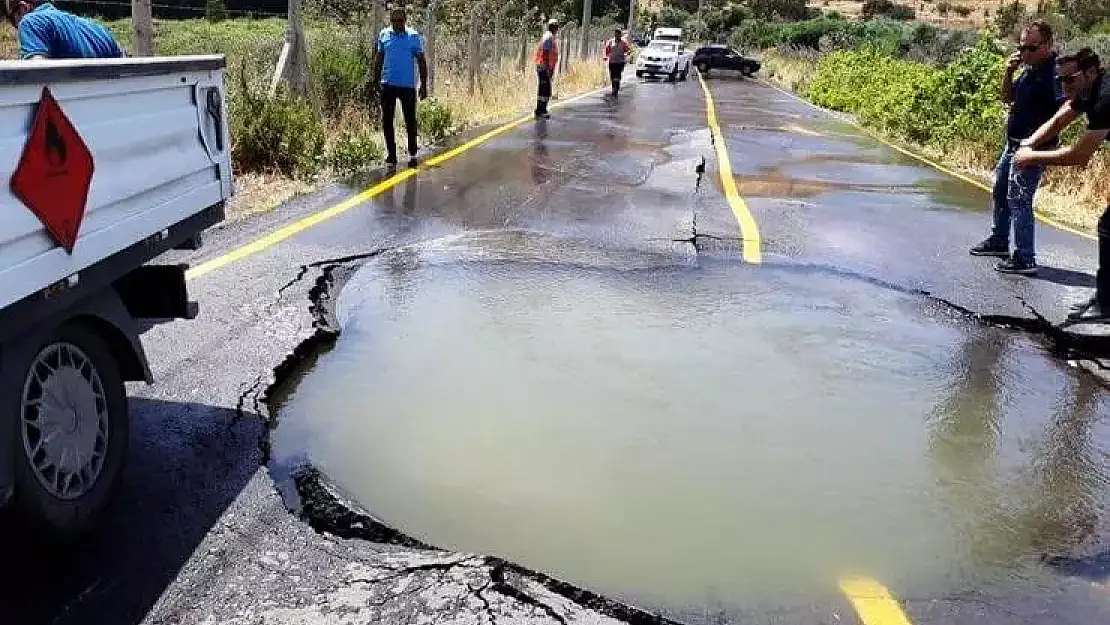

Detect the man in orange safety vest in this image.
[534,18,560,119]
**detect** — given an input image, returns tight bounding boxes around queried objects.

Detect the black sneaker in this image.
[970,239,1009,257]
[1069,299,1110,321]
[995,257,1037,275]
[1071,295,1098,312]
[534,111,550,119]
[408,156,419,168]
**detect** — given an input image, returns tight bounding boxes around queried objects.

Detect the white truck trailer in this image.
[0,55,232,538]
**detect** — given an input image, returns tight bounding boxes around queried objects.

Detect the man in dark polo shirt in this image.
[970,20,1066,275]
[1015,48,1110,320]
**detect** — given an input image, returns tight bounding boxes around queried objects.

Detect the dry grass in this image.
[808,0,1042,28]
[761,51,821,92]
[436,61,608,125]
[227,171,316,220]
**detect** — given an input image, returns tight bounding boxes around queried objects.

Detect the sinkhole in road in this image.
[270,247,1110,612]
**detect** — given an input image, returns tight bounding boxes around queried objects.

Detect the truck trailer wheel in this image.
[10,324,129,540]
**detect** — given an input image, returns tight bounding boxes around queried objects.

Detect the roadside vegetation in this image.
[0,7,608,217]
[643,0,1110,232]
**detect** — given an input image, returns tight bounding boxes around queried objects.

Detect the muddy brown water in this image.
[271,241,1110,612]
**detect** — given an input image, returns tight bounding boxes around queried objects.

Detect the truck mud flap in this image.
[113,264,198,321]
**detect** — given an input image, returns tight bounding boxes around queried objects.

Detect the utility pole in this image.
[424,0,441,94]
[580,0,592,60]
[627,0,636,37]
[272,0,309,96]
[131,0,154,56]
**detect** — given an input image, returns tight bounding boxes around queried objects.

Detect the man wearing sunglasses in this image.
[970,21,1065,276]
[1015,48,1110,321]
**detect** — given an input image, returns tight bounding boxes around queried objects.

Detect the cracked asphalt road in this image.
[3,74,1110,625]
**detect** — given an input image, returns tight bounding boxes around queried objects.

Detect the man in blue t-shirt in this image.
[4,0,124,59]
[372,5,428,168]
[969,20,1066,276]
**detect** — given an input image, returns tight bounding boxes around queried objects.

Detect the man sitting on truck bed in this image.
[4,0,124,60]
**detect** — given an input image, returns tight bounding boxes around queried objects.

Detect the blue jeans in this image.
[989,143,1044,264]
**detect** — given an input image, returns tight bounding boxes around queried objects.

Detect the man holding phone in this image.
[1015,48,1110,320]
[969,20,1066,276]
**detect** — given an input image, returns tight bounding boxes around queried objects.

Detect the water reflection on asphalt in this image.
[271,245,1110,612]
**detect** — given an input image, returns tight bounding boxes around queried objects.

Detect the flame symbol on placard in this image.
[45,118,67,168]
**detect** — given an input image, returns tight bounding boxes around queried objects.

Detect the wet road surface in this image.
[4,74,1110,625]
[274,246,1110,616]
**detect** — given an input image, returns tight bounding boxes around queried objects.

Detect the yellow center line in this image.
[695,70,763,264]
[840,577,915,625]
[185,81,614,281]
[759,78,1096,241]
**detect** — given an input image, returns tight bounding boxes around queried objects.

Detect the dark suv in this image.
[692,45,761,77]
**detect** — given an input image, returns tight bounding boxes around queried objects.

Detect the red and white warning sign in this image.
[10,87,95,255]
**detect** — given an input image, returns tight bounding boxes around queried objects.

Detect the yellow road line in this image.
[840,577,915,625]
[759,79,1096,241]
[185,82,613,281]
[696,71,763,264]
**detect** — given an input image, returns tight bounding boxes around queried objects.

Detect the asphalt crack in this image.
[474,581,499,625]
[348,556,484,586]
[276,264,310,300]
[486,561,568,625]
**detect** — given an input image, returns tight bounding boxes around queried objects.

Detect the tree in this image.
[862,0,915,20]
[1057,0,1110,31]
[206,0,229,21]
[862,0,894,19]
[745,0,811,21]
[994,0,1025,37]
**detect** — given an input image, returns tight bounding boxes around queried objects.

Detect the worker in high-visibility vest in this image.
[534,18,560,119]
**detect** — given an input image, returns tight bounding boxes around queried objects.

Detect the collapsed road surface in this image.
[4,73,1110,625]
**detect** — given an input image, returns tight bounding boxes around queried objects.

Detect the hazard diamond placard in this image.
[10,86,95,255]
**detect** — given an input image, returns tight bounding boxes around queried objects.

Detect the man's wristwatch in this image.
[1019,138,1035,148]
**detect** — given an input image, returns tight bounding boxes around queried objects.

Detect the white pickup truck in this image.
[0,55,232,538]
[635,38,691,82]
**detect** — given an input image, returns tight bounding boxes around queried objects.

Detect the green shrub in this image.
[205,0,228,22]
[729,17,902,52]
[747,0,814,21]
[309,34,373,112]
[861,0,915,20]
[801,34,1007,152]
[417,98,454,143]
[1057,0,1110,32]
[231,68,326,177]
[328,130,384,177]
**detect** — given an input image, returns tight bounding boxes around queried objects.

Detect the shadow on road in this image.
[0,396,263,625]
[1029,266,1097,288]
[1045,550,1110,584]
